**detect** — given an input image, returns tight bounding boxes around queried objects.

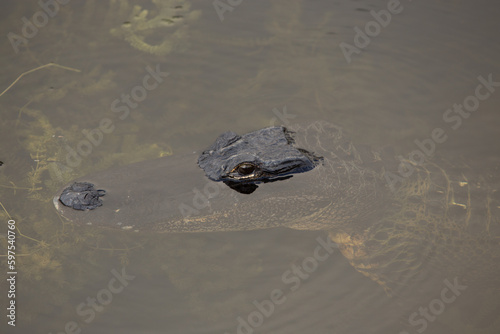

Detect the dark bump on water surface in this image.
[59,182,106,211]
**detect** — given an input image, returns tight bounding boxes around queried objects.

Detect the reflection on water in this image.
[0,0,499,333]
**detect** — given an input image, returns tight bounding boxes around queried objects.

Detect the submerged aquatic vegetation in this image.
[109,0,201,56]
[1,30,170,333]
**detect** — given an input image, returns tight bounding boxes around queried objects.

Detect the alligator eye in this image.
[236,163,256,175]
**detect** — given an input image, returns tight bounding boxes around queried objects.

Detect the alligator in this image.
[53,121,500,294]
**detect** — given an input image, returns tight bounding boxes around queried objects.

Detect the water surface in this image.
[0,0,499,333]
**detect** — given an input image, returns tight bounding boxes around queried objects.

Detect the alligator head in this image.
[197,126,322,194]
[53,121,386,233]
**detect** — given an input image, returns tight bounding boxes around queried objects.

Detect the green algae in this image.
[109,0,201,56]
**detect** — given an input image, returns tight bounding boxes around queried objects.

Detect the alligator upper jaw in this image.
[53,153,227,231]
[52,152,320,233]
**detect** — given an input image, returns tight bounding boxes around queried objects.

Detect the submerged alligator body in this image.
[53,121,500,292]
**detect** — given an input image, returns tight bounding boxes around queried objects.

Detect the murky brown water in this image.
[1,0,499,333]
